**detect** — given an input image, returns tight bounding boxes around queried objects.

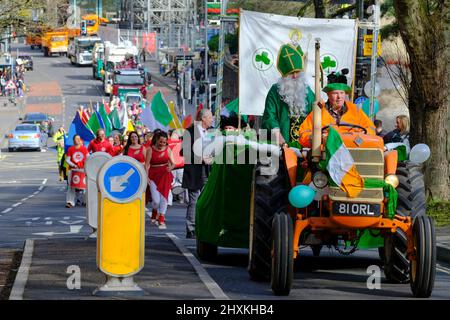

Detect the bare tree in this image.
[394,0,449,200]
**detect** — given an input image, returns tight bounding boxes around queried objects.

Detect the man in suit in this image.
[181,108,213,239]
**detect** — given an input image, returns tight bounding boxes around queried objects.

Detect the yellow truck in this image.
[42,31,69,57]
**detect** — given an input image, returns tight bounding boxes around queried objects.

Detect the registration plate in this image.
[332,202,381,217]
[19,136,29,140]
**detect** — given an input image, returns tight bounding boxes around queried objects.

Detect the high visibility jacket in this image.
[298,101,376,147]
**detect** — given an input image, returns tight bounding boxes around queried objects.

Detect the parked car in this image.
[21,112,54,137]
[18,55,34,71]
[6,124,48,152]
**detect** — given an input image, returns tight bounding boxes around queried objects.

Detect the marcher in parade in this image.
[53,126,66,181]
[65,135,88,208]
[181,108,213,239]
[87,128,113,154]
[262,36,315,146]
[109,133,124,156]
[298,70,376,147]
[123,131,146,165]
[145,131,175,229]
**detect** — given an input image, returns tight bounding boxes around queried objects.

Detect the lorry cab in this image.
[92,42,105,79]
[112,69,146,99]
[68,36,102,66]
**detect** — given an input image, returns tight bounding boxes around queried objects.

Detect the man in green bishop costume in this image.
[262,42,315,147]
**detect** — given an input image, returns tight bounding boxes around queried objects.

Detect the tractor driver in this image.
[298,69,376,148]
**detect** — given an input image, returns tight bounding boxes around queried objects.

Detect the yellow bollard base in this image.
[93,276,145,297]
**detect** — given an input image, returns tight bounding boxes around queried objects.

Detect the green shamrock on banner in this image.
[321,55,337,74]
[255,51,271,67]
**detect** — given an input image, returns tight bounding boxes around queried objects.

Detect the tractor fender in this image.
[384,149,398,175]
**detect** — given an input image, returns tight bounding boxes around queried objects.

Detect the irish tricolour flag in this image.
[325,127,364,198]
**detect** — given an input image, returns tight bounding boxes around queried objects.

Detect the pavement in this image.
[10,236,219,300]
[436,227,450,264]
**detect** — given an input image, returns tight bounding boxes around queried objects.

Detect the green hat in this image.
[323,82,352,93]
[323,69,352,93]
[277,44,304,77]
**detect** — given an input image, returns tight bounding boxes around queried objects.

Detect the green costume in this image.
[262,43,315,144]
[262,84,315,144]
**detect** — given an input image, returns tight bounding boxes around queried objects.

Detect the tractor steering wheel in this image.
[321,123,367,134]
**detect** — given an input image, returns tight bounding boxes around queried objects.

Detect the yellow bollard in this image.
[94,156,147,296]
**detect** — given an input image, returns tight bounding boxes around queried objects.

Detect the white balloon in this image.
[409,143,431,164]
[364,81,381,97]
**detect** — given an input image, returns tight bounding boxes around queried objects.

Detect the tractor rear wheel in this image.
[248,161,288,281]
[271,212,293,296]
[410,215,436,297]
[383,162,426,283]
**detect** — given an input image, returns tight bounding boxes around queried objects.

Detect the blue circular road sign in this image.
[98,156,147,203]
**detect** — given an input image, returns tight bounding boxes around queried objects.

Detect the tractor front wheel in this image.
[271,212,293,296]
[383,162,426,283]
[410,215,436,298]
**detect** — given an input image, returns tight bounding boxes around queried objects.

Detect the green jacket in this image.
[262,83,315,142]
[53,131,65,162]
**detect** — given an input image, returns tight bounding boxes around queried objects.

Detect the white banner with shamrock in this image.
[239,10,357,116]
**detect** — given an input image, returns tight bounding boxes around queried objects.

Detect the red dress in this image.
[110,145,123,156]
[148,146,173,200]
[126,145,145,163]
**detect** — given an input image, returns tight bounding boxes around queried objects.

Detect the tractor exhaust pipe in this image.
[312,39,322,162]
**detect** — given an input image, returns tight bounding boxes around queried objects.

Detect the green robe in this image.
[262,83,315,143]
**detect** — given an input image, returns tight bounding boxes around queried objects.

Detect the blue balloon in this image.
[362,99,379,117]
[288,185,316,208]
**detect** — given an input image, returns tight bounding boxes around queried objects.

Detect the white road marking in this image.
[64,216,70,220]
[21,198,28,202]
[33,191,39,195]
[32,218,40,221]
[1,208,12,214]
[59,220,84,225]
[42,179,47,185]
[33,225,83,237]
[38,186,44,191]
[45,221,53,225]
[10,239,34,300]
[166,233,229,300]
[28,194,35,198]
[12,202,22,207]
[45,217,51,220]
[437,264,450,275]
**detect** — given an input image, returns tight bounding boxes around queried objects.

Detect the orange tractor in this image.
[248,40,436,298]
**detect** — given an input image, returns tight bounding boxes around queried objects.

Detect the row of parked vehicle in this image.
[6,112,54,152]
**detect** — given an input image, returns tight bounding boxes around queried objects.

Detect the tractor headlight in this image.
[385,174,399,188]
[313,171,328,189]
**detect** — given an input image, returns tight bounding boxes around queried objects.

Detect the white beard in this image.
[277,74,308,116]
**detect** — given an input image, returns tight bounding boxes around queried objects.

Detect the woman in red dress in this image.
[110,133,124,156]
[123,131,146,165]
[144,131,175,229]
[66,135,89,208]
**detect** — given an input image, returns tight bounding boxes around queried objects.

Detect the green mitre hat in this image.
[277,44,305,77]
[323,69,352,93]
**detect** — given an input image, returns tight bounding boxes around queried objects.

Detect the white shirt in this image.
[197,123,207,139]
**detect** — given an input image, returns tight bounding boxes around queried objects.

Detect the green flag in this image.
[151,91,173,126]
[108,108,121,130]
[99,104,112,136]
[222,98,248,122]
[87,111,102,135]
